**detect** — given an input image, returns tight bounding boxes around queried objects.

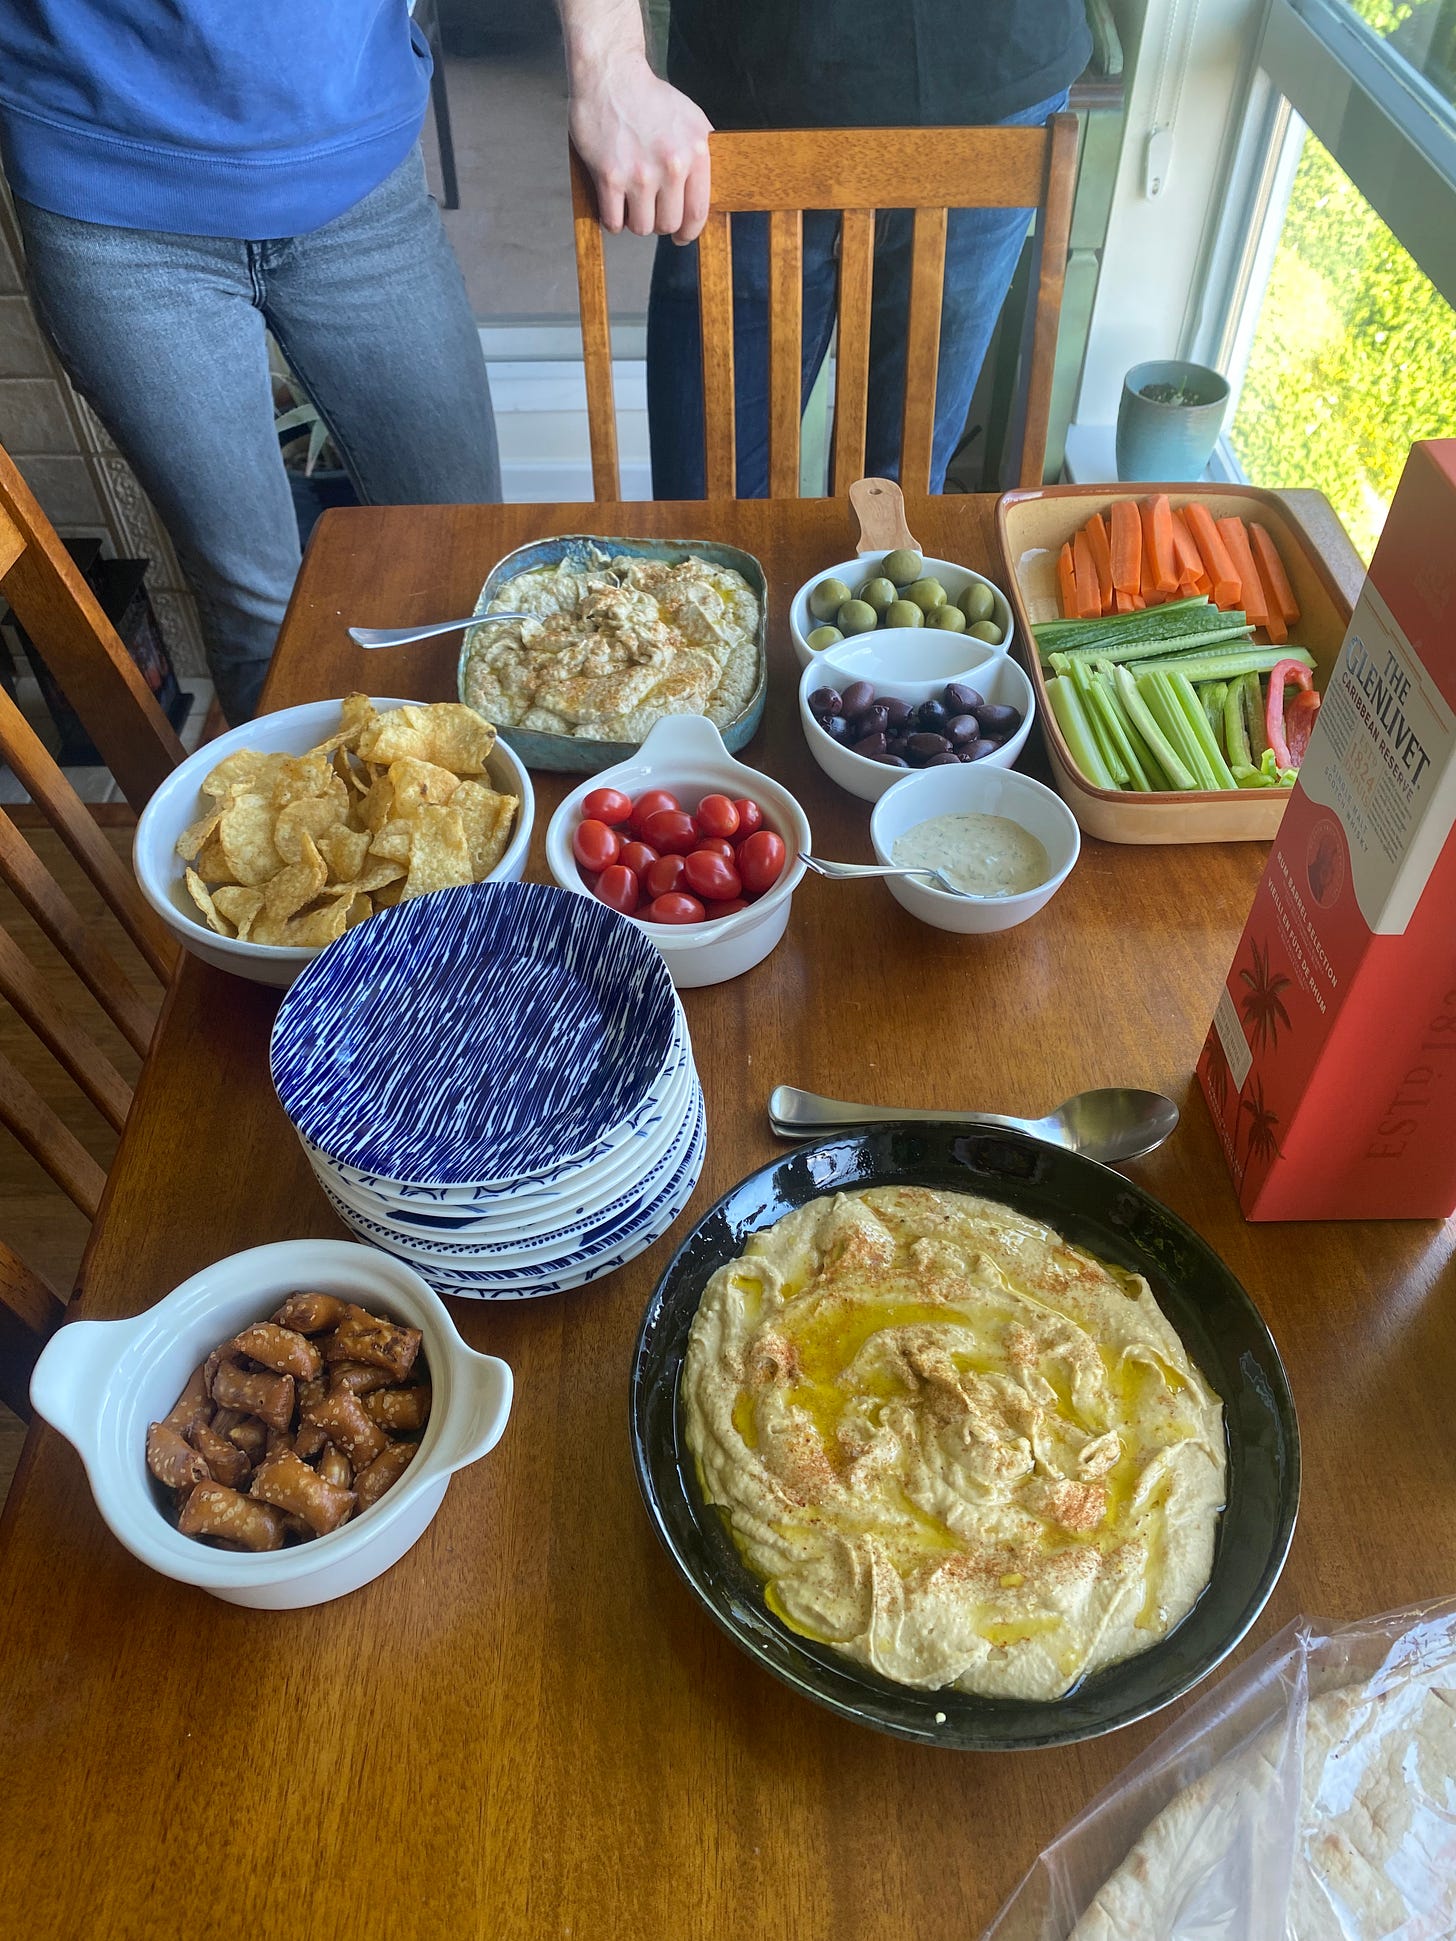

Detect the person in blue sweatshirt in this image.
[0,3,501,722]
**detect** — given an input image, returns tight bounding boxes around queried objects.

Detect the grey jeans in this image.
[16,146,499,721]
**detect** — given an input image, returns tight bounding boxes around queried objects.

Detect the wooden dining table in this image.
[1,493,1452,1940]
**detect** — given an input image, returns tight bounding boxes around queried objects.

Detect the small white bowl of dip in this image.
[869,766,1080,934]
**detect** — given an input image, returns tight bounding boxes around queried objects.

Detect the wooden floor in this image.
[0,820,163,1504]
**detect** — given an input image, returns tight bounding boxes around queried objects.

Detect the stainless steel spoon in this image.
[799,852,974,898]
[767,1085,1180,1164]
[347,612,529,649]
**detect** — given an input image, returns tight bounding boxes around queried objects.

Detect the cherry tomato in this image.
[618,840,658,877]
[644,853,687,898]
[731,797,764,842]
[641,808,698,855]
[695,793,740,840]
[703,897,748,920]
[683,850,742,902]
[582,787,632,826]
[629,788,680,836]
[693,836,735,860]
[572,818,621,873]
[737,828,786,898]
[593,864,641,915]
[647,892,707,925]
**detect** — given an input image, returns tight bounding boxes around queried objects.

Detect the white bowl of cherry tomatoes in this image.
[544,714,811,989]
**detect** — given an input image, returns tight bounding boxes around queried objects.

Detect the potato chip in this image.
[273,794,348,865]
[193,832,238,886]
[269,752,340,808]
[318,825,372,884]
[184,867,233,936]
[211,885,267,941]
[309,692,378,758]
[387,756,461,815]
[199,749,292,802]
[402,803,473,900]
[374,878,405,910]
[452,780,518,880]
[218,792,283,886]
[359,774,395,834]
[356,702,495,774]
[340,858,407,896]
[342,892,373,928]
[175,805,223,863]
[262,830,328,922]
[368,819,415,865]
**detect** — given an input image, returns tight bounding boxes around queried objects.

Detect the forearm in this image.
[557,0,648,86]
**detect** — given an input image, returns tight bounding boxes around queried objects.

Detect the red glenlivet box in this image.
[1199,440,1456,1220]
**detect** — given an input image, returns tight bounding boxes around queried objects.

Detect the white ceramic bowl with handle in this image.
[133,698,534,988]
[790,551,1015,670]
[545,714,811,988]
[28,1240,513,1608]
[868,764,1081,934]
[799,636,1036,803]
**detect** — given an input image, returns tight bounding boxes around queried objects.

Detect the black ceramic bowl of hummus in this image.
[629,1124,1299,1750]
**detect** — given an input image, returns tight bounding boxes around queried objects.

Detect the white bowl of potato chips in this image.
[133,696,532,987]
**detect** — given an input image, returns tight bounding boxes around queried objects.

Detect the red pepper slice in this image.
[1266,660,1319,770]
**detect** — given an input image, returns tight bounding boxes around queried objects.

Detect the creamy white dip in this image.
[892,812,1049,897]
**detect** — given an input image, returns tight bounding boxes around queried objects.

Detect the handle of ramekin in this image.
[633,712,730,768]
[849,476,919,555]
[437,1348,514,1474]
[30,1316,143,1459]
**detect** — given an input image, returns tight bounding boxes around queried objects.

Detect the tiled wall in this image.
[0,188,206,677]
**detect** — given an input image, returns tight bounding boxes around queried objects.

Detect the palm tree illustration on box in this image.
[1240,1076,1282,1168]
[1239,939,1293,1052]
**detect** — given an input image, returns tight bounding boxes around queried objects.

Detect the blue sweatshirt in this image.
[0,2,431,238]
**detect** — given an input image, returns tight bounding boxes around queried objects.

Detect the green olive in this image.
[958,581,997,623]
[837,599,880,636]
[904,577,947,613]
[809,576,853,622]
[858,576,897,616]
[881,548,924,587]
[969,619,1005,645]
[928,604,967,633]
[883,599,925,629]
[806,624,844,652]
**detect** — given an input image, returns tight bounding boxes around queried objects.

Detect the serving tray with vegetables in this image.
[995,485,1352,843]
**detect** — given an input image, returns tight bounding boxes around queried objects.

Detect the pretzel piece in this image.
[321,1308,421,1381]
[212,1361,294,1431]
[232,1323,322,1382]
[249,1449,355,1536]
[365,1386,431,1434]
[189,1420,251,1490]
[178,1482,285,1551]
[146,1421,209,1490]
[304,1389,387,1470]
[271,1292,349,1335]
[355,1440,418,1510]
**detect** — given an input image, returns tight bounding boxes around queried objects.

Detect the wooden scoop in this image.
[849,476,921,558]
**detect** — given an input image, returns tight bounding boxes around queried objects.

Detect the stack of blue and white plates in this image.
[269,880,705,1299]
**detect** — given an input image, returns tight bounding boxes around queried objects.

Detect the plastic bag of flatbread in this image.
[982,1597,1456,1941]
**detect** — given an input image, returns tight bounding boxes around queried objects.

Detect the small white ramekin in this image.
[789,551,1014,669]
[29,1240,513,1609]
[545,714,811,989]
[133,699,534,989]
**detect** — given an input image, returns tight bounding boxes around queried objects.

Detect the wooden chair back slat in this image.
[767,209,804,499]
[696,211,738,498]
[0,510,22,580]
[0,1047,107,1219]
[0,683,176,985]
[0,924,131,1133]
[570,116,1078,498]
[568,145,621,503]
[0,456,184,810]
[0,809,155,1058]
[900,207,949,498]
[0,1242,64,1418]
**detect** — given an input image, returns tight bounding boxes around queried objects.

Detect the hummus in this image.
[683,1186,1226,1701]
[461,551,759,742]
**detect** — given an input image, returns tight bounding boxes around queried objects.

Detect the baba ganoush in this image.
[683,1186,1225,1701]
[892,812,1049,897]
[461,550,759,742]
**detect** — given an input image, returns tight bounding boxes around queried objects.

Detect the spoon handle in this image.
[768,1085,1034,1139]
[347,612,529,649]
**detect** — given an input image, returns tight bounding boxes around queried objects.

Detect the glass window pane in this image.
[1229,121,1456,558]
[1333,0,1456,119]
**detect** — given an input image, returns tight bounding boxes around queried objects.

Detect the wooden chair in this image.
[570,118,1080,499]
[0,449,183,1414]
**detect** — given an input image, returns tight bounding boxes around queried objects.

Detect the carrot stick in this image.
[1169,507,1210,593]
[1057,540,1078,619]
[1113,588,1137,613]
[1142,495,1180,593]
[1217,518,1269,626]
[1110,499,1142,598]
[1184,501,1242,608]
[1083,512,1114,614]
[1250,523,1300,624]
[1071,530,1102,618]
[1140,523,1168,605]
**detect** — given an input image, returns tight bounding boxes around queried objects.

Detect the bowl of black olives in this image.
[790,547,1014,670]
[797,635,1035,803]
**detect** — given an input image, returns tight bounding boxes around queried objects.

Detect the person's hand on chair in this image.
[565,19,711,243]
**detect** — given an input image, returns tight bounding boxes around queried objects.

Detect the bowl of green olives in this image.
[790,547,1014,670]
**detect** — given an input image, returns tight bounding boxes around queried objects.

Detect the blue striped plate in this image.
[270,880,678,1187]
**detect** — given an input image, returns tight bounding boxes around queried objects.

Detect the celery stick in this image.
[1085,671,1153,790]
[1166,671,1237,789]
[1138,672,1220,790]
[1201,681,1229,757]
[1243,671,1272,759]
[1047,623,1252,675]
[1112,664,1195,791]
[1133,644,1315,684]
[1223,675,1251,769]
[1046,676,1118,789]
[1069,658,1129,785]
